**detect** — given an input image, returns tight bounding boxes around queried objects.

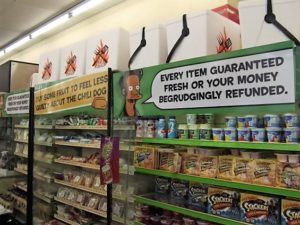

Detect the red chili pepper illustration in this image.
[42,58,52,80]
[65,51,77,75]
[92,40,109,68]
[216,27,232,53]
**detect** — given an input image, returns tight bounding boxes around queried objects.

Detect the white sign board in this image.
[5,92,30,114]
[145,49,295,109]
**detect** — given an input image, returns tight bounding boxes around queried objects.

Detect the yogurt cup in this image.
[264,114,281,128]
[238,116,247,128]
[188,124,200,139]
[203,113,214,124]
[199,128,212,140]
[187,114,197,125]
[266,127,282,142]
[224,128,237,141]
[275,153,288,162]
[288,154,299,163]
[225,116,237,128]
[237,128,251,141]
[284,113,300,128]
[284,127,300,143]
[251,128,266,142]
[245,115,258,128]
[178,124,189,139]
[212,128,224,141]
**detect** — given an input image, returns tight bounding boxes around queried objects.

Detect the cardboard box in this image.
[218,155,235,180]
[233,157,254,183]
[165,10,240,62]
[252,159,276,186]
[133,145,157,169]
[281,199,300,225]
[239,0,300,48]
[38,49,60,84]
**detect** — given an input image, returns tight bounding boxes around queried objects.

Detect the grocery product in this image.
[188,182,208,212]
[186,114,197,125]
[238,116,247,128]
[281,199,300,225]
[218,156,234,180]
[199,156,218,178]
[276,162,300,190]
[199,128,212,140]
[155,177,171,202]
[168,116,177,138]
[178,124,189,139]
[182,154,200,176]
[283,113,300,128]
[264,114,281,128]
[188,124,200,139]
[252,159,276,186]
[284,127,300,143]
[158,149,182,173]
[225,116,237,128]
[240,193,280,225]
[224,128,236,141]
[170,179,189,206]
[134,145,157,169]
[237,128,251,141]
[233,157,253,182]
[212,128,224,141]
[157,116,167,138]
[251,128,266,142]
[245,115,257,128]
[266,127,282,142]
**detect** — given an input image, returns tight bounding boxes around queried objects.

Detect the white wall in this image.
[0,0,228,65]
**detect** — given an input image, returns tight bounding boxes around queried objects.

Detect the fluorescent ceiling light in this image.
[31,14,69,38]
[5,36,30,53]
[0,51,4,57]
[72,0,105,16]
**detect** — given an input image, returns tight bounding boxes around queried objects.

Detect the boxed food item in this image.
[199,156,218,178]
[129,25,167,69]
[38,49,60,84]
[85,28,129,74]
[233,157,254,182]
[276,162,300,190]
[281,199,300,225]
[155,177,171,202]
[134,145,157,169]
[218,156,234,180]
[158,149,182,173]
[188,182,208,212]
[165,10,240,62]
[60,40,86,79]
[252,159,276,186]
[170,179,189,206]
[240,193,280,225]
[239,0,300,48]
[182,154,200,175]
[208,187,240,220]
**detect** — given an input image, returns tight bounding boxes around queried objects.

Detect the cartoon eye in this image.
[136,85,140,90]
[128,86,133,91]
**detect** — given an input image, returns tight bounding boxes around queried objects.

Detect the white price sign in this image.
[5,92,30,114]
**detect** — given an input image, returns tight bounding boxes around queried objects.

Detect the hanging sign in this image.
[5,91,30,115]
[35,72,108,115]
[114,48,295,116]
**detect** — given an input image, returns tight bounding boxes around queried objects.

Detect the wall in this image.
[0,0,228,65]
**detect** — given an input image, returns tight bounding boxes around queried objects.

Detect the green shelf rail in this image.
[136,138,300,152]
[135,195,249,225]
[135,167,300,199]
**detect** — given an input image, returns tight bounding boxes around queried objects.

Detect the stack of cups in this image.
[264,114,282,143]
[283,113,300,143]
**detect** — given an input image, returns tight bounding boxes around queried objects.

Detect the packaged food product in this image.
[266,127,282,142]
[281,199,300,225]
[155,177,171,201]
[251,128,266,142]
[188,182,208,212]
[199,128,212,140]
[134,145,157,169]
[207,187,240,220]
[182,217,195,225]
[167,116,177,138]
[83,174,95,187]
[252,159,276,186]
[224,128,236,141]
[212,128,224,141]
[186,114,197,125]
[92,176,101,189]
[56,188,68,199]
[237,128,251,141]
[72,174,84,186]
[283,113,300,128]
[217,156,234,180]
[233,157,254,182]
[284,127,300,143]
[225,116,237,128]
[237,116,247,128]
[182,154,200,175]
[159,150,181,173]
[66,189,78,202]
[264,114,281,128]
[245,115,257,128]
[170,179,189,206]
[178,124,189,139]
[240,193,280,225]
[199,156,218,178]
[276,162,300,189]
[86,196,99,209]
[188,124,200,139]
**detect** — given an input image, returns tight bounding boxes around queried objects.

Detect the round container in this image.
[145,118,156,138]
[284,127,300,143]
[225,116,237,128]
[237,128,251,141]
[264,114,281,128]
[237,116,247,128]
[212,128,224,141]
[178,124,189,139]
[203,113,214,124]
[224,128,237,141]
[197,114,205,124]
[167,116,177,138]
[199,128,212,140]
[136,117,144,138]
[245,115,258,128]
[288,154,300,163]
[188,125,200,139]
[251,128,266,142]
[283,113,300,128]
[275,153,288,162]
[266,127,282,142]
[156,117,167,138]
[186,114,197,125]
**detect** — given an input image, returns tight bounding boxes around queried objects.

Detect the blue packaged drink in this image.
[157,116,166,138]
[168,116,177,138]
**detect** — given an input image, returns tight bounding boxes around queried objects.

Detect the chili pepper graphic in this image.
[65,51,77,75]
[42,58,52,80]
[92,40,109,68]
[216,27,232,53]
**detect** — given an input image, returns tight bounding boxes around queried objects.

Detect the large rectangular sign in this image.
[5,91,30,115]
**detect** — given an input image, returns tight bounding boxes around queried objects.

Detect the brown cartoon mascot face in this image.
[121,70,142,117]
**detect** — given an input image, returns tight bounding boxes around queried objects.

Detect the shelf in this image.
[35,141,52,147]
[54,141,100,149]
[54,214,80,225]
[54,179,107,196]
[15,185,27,192]
[33,192,53,204]
[54,197,107,218]
[14,139,28,143]
[9,192,26,205]
[54,159,99,170]
[55,124,134,130]
[14,152,27,158]
[15,152,53,164]
[14,168,27,175]
[135,195,249,225]
[14,125,53,129]
[138,138,300,152]
[14,168,53,183]
[135,167,300,199]
[112,216,125,224]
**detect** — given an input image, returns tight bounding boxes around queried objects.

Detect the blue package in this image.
[281,199,300,225]
[170,179,189,206]
[188,182,208,212]
[155,177,170,202]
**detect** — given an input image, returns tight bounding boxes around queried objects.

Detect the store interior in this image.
[0,0,299,225]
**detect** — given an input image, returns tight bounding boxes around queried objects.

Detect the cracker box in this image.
[218,155,234,180]
[277,162,300,190]
[233,157,254,182]
[170,179,189,206]
[134,145,157,169]
[240,193,280,225]
[159,149,182,173]
[38,49,60,84]
[199,156,218,178]
[208,187,240,220]
[182,154,200,175]
[188,182,208,212]
[155,177,171,202]
[252,159,276,186]
[281,199,300,225]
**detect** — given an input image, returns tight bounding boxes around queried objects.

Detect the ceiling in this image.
[0,0,84,49]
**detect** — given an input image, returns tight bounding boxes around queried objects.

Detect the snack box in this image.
[155,176,171,202]
[276,162,300,190]
[85,28,129,74]
[281,199,300,225]
[217,155,234,180]
[188,182,208,212]
[165,10,240,63]
[233,157,254,183]
[199,156,218,178]
[158,149,182,173]
[239,0,300,48]
[240,193,280,225]
[170,179,189,206]
[129,25,167,69]
[38,49,60,84]
[252,159,276,186]
[208,187,240,220]
[182,154,200,176]
[133,145,157,169]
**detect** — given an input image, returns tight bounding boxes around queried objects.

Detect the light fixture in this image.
[0,51,4,57]
[72,0,105,16]
[5,36,31,53]
[31,14,70,38]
